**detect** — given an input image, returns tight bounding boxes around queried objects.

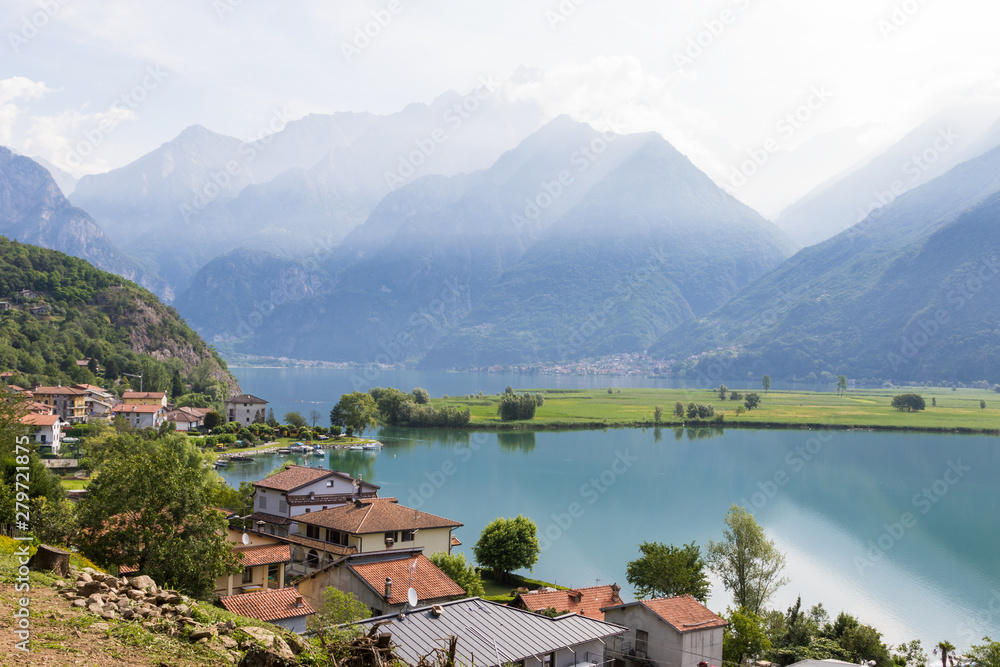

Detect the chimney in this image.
[295,595,304,608]
[384,536,394,549]
[384,577,392,600]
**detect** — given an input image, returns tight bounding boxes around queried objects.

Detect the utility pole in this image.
[123,372,143,392]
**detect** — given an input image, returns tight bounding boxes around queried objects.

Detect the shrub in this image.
[891,394,926,412]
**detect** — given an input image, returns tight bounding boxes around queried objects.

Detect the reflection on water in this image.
[497,431,536,454]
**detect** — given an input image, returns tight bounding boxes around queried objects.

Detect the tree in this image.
[307,588,370,644]
[29,496,77,545]
[718,384,729,400]
[706,505,788,616]
[762,375,771,393]
[933,641,956,667]
[654,405,663,424]
[981,399,987,410]
[330,392,378,436]
[203,411,223,430]
[77,435,241,599]
[674,401,685,418]
[429,552,485,596]
[966,637,1000,667]
[891,394,926,412]
[893,640,928,667]
[625,541,710,602]
[412,387,430,404]
[473,515,539,582]
[724,607,772,666]
[309,409,321,427]
[498,392,537,421]
[837,375,848,396]
[744,392,762,411]
[284,411,307,429]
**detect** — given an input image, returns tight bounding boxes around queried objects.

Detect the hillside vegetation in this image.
[0,236,238,396]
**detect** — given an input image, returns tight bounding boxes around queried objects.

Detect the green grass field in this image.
[430,386,1000,433]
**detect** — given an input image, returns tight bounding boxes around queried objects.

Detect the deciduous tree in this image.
[429,551,485,596]
[473,515,539,582]
[330,392,378,436]
[706,505,788,616]
[762,375,771,393]
[625,541,710,602]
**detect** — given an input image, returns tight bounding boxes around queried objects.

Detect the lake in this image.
[227,368,1000,651]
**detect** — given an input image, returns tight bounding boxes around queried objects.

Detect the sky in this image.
[2,0,1000,216]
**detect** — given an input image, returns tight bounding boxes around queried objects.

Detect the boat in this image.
[362,442,383,451]
[313,445,323,452]
[229,455,255,462]
[348,445,365,451]
[289,442,309,453]
[276,448,292,455]
[213,459,230,467]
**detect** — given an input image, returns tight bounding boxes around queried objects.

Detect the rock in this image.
[190,629,217,641]
[178,616,197,626]
[119,577,128,587]
[237,645,298,667]
[220,635,238,649]
[85,594,104,606]
[129,575,156,592]
[272,636,295,662]
[163,592,183,604]
[71,600,87,609]
[241,626,276,644]
[103,576,120,588]
[77,581,104,596]
[121,609,135,620]
[284,633,308,655]
[126,589,145,601]
[100,609,117,620]
[175,603,190,616]
[87,603,103,615]
[77,572,93,584]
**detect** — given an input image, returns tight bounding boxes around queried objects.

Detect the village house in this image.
[294,547,465,617]
[291,497,462,561]
[225,394,268,425]
[220,588,315,634]
[164,406,208,431]
[111,403,166,429]
[513,584,623,621]
[20,413,65,455]
[29,305,49,316]
[72,384,115,418]
[121,391,168,407]
[215,530,293,597]
[0,301,12,311]
[250,465,380,536]
[356,598,627,667]
[31,386,88,423]
[602,595,727,667]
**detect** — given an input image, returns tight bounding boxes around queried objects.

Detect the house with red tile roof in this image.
[165,406,206,431]
[512,583,623,621]
[121,391,168,407]
[293,497,462,559]
[250,465,379,537]
[601,595,727,667]
[20,413,65,454]
[294,548,465,617]
[220,587,315,634]
[111,403,167,429]
[31,385,88,423]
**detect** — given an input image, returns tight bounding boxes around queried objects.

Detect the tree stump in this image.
[27,544,70,578]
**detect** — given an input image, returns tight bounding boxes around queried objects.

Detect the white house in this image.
[164,407,205,431]
[250,465,380,536]
[225,394,268,425]
[111,403,166,429]
[355,598,627,667]
[20,413,64,454]
[602,595,727,667]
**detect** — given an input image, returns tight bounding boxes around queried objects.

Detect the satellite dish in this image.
[241,533,250,545]
[407,587,418,608]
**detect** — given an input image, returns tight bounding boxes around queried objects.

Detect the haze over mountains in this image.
[6,89,1000,383]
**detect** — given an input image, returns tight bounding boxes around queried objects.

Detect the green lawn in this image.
[59,478,90,490]
[430,386,1000,433]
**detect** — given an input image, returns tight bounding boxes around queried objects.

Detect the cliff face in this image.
[0,147,161,292]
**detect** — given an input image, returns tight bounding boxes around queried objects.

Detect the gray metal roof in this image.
[356,597,626,667]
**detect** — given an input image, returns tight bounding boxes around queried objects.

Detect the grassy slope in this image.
[428,386,1000,432]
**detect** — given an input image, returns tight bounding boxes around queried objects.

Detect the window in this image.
[259,495,267,510]
[326,529,348,546]
[401,530,415,542]
[306,525,320,540]
[635,630,648,657]
[242,567,253,583]
[384,531,398,543]
[278,499,288,513]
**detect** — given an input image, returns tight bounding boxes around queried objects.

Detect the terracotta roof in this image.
[220,587,314,622]
[165,409,201,423]
[21,413,60,426]
[234,543,291,567]
[112,404,164,414]
[226,394,268,404]
[248,511,292,526]
[296,498,462,535]
[515,584,623,621]
[32,386,86,396]
[28,402,55,415]
[72,384,106,392]
[348,553,465,605]
[603,595,727,633]
[451,535,462,547]
[254,465,379,493]
[122,391,166,399]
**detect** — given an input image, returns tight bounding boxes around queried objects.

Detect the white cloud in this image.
[0,76,52,144]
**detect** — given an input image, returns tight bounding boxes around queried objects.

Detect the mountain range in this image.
[7,93,1000,384]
